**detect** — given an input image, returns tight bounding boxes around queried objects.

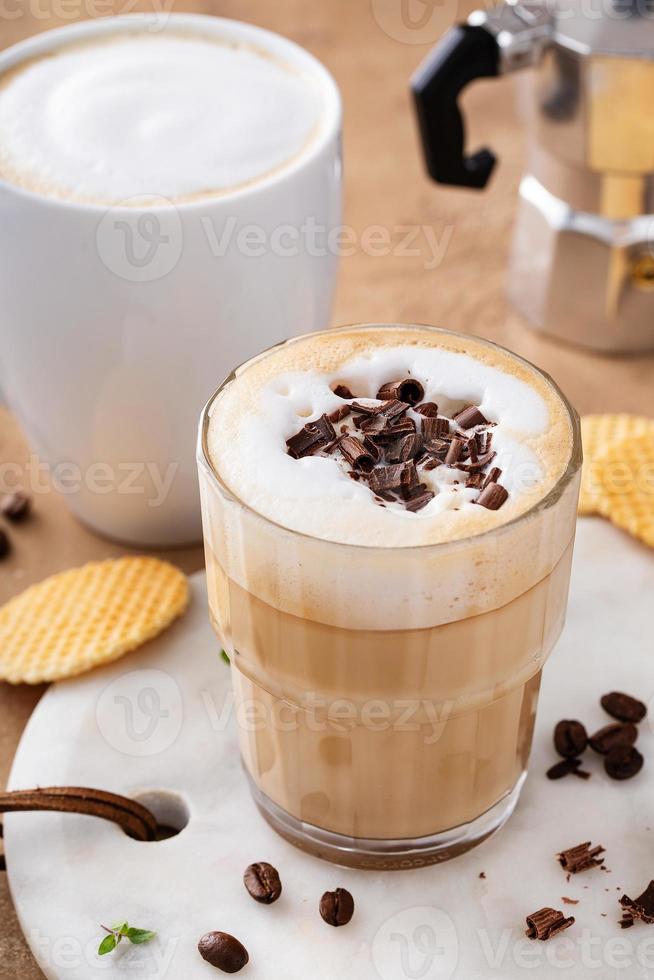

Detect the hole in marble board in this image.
[133,790,190,841]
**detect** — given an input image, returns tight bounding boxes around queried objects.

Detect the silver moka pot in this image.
[412,0,654,352]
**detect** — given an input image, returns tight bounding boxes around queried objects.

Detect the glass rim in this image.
[198,323,582,554]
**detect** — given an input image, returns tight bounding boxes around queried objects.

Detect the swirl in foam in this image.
[207,326,574,548]
[0,32,325,203]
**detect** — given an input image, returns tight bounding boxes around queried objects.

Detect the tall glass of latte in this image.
[198,324,581,868]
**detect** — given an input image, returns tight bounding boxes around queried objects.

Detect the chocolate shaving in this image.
[398,433,422,462]
[453,405,488,429]
[526,907,575,940]
[286,414,336,458]
[340,436,375,472]
[379,399,410,421]
[328,405,351,423]
[445,438,465,466]
[620,881,654,926]
[466,473,484,489]
[0,787,157,842]
[423,458,442,472]
[377,379,424,406]
[476,482,509,510]
[422,417,449,441]
[369,461,417,493]
[423,437,450,455]
[363,437,382,463]
[404,488,435,512]
[351,399,383,417]
[558,842,606,874]
[360,413,390,435]
[467,437,478,463]
[332,384,353,399]
[455,451,497,474]
[286,426,325,459]
[372,419,416,441]
[482,466,502,489]
[384,433,422,464]
[415,402,439,417]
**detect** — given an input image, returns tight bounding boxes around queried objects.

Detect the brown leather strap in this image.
[0,787,158,842]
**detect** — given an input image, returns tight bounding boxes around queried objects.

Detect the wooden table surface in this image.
[1,0,653,974]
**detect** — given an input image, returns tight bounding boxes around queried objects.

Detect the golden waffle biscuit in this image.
[597,434,654,547]
[579,415,654,515]
[0,557,189,684]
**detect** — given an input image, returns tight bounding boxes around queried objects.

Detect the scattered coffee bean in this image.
[0,530,9,560]
[319,888,355,927]
[243,862,282,904]
[601,692,647,724]
[589,723,638,755]
[547,758,584,780]
[605,744,643,780]
[198,932,249,974]
[1,491,31,521]
[554,720,588,759]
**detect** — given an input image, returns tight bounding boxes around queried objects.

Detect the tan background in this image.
[1,0,653,974]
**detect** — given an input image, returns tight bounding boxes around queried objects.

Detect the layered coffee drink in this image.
[0,31,325,203]
[198,325,581,867]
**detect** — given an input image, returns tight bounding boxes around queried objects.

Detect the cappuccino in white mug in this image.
[0,15,341,546]
[0,32,326,203]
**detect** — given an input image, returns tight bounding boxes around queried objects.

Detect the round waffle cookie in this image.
[0,557,189,684]
[579,414,654,515]
[597,434,654,548]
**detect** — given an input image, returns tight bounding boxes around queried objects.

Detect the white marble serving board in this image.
[5,518,654,980]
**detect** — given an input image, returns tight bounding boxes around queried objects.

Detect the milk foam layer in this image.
[207,326,574,548]
[0,33,325,203]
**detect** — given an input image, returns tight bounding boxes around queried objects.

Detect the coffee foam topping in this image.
[0,32,325,203]
[207,328,574,548]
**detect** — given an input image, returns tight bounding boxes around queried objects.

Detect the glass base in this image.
[246,770,527,870]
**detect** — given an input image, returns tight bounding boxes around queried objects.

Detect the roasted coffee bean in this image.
[554,720,588,759]
[601,692,647,724]
[604,745,644,781]
[546,758,582,780]
[0,530,9,560]
[198,932,249,974]
[589,723,638,755]
[319,887,355,927]
[0,491,31,521]
[243,862,282,904]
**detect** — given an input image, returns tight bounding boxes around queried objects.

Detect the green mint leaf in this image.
[112,922,129,935]
[220,649,230,665]
[125,928,156,945]
[98,935,117,956]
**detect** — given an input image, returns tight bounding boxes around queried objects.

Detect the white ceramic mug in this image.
[0,13,341,546]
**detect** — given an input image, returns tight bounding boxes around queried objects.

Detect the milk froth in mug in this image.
[0,31,325,202]
[198,325,581,868]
